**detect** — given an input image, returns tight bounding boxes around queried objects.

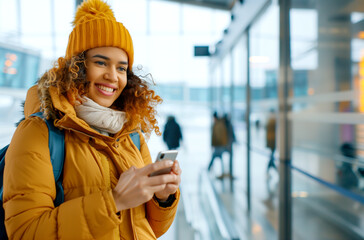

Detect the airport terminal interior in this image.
[1,0,364,239]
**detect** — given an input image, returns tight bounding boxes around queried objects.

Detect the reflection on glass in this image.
[291,0,364,239]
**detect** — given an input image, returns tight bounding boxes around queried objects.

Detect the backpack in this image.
[0,112,141,239]
[212,118,228,147]
[0,112,65,240]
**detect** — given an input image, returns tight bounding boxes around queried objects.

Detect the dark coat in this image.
[163,117,183,150]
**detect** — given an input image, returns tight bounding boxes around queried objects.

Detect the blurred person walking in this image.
[337,143,359,189]
[163,115,183,150]
[223,113,236,179]
[266,109,277,175]
[208,112,228,176]
[2,0,181,239]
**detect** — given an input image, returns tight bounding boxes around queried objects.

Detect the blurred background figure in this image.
[266,109,277,176]
[163,115,183,150]
[208,111,228,177]
[223,113,236,179]
[337,142,359,189]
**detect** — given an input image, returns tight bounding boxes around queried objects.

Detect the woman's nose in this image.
[104,68,118,82]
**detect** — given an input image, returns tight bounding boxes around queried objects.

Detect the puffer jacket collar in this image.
[42,86,133,142]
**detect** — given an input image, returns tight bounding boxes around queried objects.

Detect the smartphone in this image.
[150,150,178,176]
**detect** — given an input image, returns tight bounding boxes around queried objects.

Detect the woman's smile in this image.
[95,83,117,96]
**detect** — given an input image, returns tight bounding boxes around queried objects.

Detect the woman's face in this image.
[85,47,128,108]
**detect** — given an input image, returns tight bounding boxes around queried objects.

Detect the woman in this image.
[3,0,181,239]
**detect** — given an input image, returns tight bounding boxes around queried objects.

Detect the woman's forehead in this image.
[86,47,128,61]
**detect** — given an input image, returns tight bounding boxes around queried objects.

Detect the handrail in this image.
[178,185,202,239]
[290,163,364,205]
[199,170,240,240]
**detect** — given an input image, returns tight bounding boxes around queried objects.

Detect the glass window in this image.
[249,3,279,147]
[0,0,17,37]
[222,54,231,112]
[211,63,222,111]
[178,35,212,87]
[54,0,74,58]
[290,0,364,238]
[0,46,40,89]
[248,4,279,240]
[182,5,229,36]
[147,35,184,82]
[149,0,180,34]
[20,0,51,37]
[113,0,147,34]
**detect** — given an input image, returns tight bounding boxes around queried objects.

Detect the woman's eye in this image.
[117,66,126,72]
[95,61,106,66]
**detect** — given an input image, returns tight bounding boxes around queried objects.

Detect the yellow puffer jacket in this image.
[3,86,180,240]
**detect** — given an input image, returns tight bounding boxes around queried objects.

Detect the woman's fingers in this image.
[154,182,179,200]
[139,160,174,176]
[153,161,181,200]
[112,162,181,211]
[171,160,182,175]
[148,173,178,186]
[149,184,168,193]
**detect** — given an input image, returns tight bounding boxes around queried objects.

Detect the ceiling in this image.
[160,0,238,11]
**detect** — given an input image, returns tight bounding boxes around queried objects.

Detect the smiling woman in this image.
[2,0,181,239]
[85,47,128,108]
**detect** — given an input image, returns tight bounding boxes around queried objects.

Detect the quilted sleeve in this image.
[3,118,121,240]
[145,190,180,238]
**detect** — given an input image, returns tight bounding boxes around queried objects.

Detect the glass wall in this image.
[0,45,40,89]
[208,0,281,237]
[232,36,247,122]
[208,0,364,239]
[249,2,279,239]
[290,0,364,238]
[221,54,231,114]
[231,36,247,191]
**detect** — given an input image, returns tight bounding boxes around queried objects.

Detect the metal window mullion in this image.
[246,27,251,213]
[278,0,292,239]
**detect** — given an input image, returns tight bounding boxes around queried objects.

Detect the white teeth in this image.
[97,85,114,93]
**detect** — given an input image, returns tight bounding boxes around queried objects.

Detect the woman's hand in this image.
[112,160,178,211]
[154,160,182,201]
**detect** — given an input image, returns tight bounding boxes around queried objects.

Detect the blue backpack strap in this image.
[30,112,65,206]
[129,132,140,151]
[0,145,7,238]
[0,146,9,200]
[0,112,65,239]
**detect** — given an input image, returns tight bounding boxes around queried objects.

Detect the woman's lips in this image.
[96,84,116,96]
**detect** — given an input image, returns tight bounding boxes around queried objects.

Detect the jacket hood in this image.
[23,85,78,119]
[24,85,41,118]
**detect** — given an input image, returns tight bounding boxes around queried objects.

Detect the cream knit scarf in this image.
[75,97,126,135]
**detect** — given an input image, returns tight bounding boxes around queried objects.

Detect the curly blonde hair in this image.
[37,52,163,135]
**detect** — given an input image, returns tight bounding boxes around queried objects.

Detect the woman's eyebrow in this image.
[91,54,109,60]
[91,54,128,65]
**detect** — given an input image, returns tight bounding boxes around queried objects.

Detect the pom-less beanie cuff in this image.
[65,0,134,69]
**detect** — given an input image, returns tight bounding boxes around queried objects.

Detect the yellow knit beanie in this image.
[65,0,134,69]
